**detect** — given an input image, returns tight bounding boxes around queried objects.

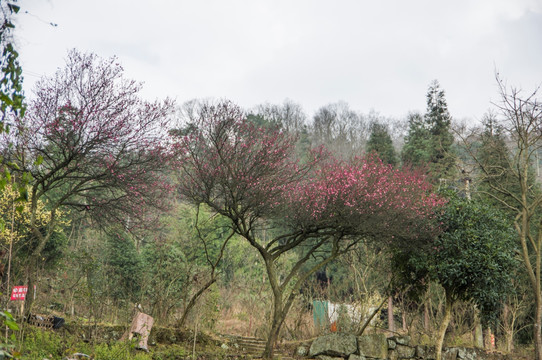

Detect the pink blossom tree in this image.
[174,101,444,359]
[1,50,175,312]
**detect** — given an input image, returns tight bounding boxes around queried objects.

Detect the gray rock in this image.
[388,338,397,350]
[456,347,478,360]
[416,345,426,358]
[348,354,367,360]
[357,333,388,359]
[296,345,309,356]
[416,345,436,359]
[309,333,358,357]
[456,347,467,359]
[396,344,416,358]
[389,335,411,346]
[388,349,399,360]
[316,356,344,360]
[443,347,458,360]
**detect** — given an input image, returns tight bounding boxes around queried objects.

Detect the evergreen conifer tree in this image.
[367,122,397,166]
[425,80,456,178]
[402,112,431,166]
[402,80,456,181]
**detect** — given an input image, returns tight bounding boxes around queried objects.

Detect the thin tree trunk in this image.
[262,256,283,359]
[177,278,216,329]
[264,288,298,358]
[192,311,198,360]
[435,292,453,360]
[502,304,514,352]
[535,293,542,360]
[388,296,395,333]
[5,202,15,341]
[357,296,387,336]
[248,312,253,337]
[263,303,284,359]
[424,302,430,332]
[23,257,38,318]
[473,307,483,348]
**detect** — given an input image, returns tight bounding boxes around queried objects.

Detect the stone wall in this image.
[303,333,512,360]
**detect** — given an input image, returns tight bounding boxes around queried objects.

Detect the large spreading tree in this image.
[174,100,444,358]
[0,50,175,313]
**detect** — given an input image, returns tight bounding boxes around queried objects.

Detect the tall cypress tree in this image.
[402,80,456,181]
[367,122,397,166]
[402,112,431,166]
[426,81,454,152]
[425,80,456,179]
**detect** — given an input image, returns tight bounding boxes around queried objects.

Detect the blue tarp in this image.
[313,300,329,328]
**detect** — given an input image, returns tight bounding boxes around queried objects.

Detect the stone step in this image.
[221,334,294,359]
[238,343,266,349]
[237,339,266,345]
[224,335,266,343]
[238,344,265,352]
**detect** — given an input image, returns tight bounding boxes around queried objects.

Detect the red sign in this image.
[10,286,27,301]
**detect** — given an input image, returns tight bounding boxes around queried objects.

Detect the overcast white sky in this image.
[13,0,542,123]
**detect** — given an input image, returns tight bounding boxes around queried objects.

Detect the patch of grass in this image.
[92,342,151,360]
[20,329,66,359]
[151,344,188,360]
[18,326,195,360]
